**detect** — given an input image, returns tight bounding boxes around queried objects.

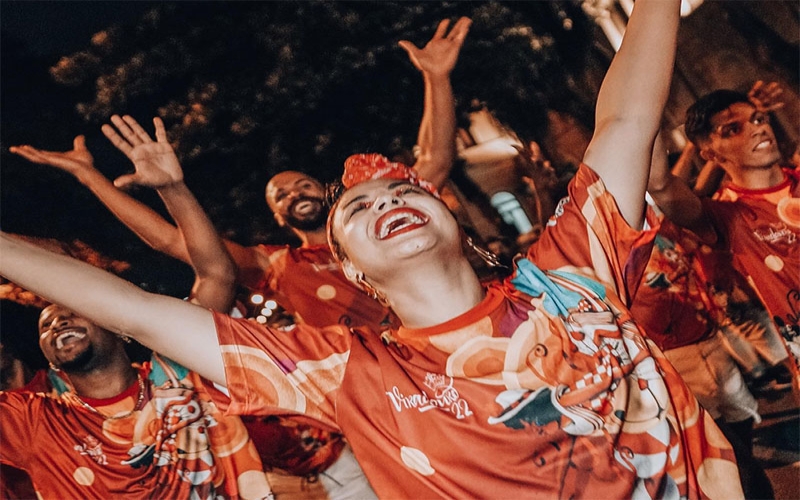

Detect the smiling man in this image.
[647,89,800,375]
[0,304,271,499]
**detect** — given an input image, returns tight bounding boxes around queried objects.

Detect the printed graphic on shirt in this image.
[441,259,676,499]
[74,435,107,466]
[385,373,473,420]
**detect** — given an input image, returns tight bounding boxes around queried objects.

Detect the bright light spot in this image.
[250,294,265,305]
[261,308,274,317]
[265,300,278,309]
[256,316,268,324]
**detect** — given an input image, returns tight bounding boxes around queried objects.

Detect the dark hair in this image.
[684,90,751,144]
[325,181,347,263]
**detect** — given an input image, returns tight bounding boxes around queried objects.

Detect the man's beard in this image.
[57,345,97,373]
[284,197,327,231]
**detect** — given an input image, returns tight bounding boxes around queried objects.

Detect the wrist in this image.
[422,71,451,83]
[73,166,104,185]
[155,179,187,194]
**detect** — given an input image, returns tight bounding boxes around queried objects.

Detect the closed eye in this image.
[347,201,371,220]
[395,186,420,196]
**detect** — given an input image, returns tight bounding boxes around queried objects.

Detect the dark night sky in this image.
[1,1,198,340]
[1,1,158,57]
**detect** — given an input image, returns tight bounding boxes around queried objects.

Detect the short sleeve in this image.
[528,164,659,305]
[212,312,353,430]
[0,391,39,469]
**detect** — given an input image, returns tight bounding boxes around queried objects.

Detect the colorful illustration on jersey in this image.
[446,258,681,499]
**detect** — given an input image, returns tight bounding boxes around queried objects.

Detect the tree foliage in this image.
[47,1,599,244]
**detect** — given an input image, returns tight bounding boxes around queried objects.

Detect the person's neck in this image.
[66,354,137,400]
[381,255,485,330]
[295,227,328,247]
[729,162,785,190]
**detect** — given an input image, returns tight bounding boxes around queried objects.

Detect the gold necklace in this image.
[73,373,146,420]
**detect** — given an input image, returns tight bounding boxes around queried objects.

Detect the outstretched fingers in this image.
[153,117,168,143]
[102,123,134,157]
[748,80,784,112]
[432,19,451,40]
[109,115,140,145]
[446,17,471,43]
[122,115,156,144]
[9,144,51,164]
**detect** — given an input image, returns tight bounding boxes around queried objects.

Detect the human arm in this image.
[582,0,681,229]
[647,134,714,239]
[400,17,471,189]
[9,136,191,263]
[102,116,237,312]
[669,141,698,184]
[692,159,726,198]
[666,140,726,198]
[516,141,559,226]
[0,232,226,384]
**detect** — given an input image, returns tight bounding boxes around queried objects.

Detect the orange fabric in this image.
[630,220,718,350]
[213,165,742,498]
[705,168,799,343]
[235,243,387,477]
[238,244,391,333]
[705,167,800,394]
[0,355,271,499]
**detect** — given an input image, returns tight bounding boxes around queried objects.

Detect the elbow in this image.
[197,261,238,288]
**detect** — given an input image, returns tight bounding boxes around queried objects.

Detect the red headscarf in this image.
[341,153,439,196]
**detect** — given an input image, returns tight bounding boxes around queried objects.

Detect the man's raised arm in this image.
[582,0,681,229]
[401,17,471,189]
[10,135,189,261]
[103,115,238,312]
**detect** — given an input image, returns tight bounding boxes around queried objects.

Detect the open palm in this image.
[102,115,184,189]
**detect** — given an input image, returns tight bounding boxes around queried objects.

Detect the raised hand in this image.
[101,115,183,190]
[9,136,96,177]
[399,17,471,77]
[748,80,784,113]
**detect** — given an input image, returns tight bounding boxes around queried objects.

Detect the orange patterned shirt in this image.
[213,165,742,499]
[238,243,391,331]
[0,354,271,499]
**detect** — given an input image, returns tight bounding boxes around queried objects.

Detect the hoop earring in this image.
[356,273,388,305]
[466,236,503,268]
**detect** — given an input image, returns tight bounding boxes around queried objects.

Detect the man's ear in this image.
[273,212,287,228]
[698,146,718,163]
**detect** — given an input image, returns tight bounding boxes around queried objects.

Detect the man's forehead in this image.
[712,102,755,125]
[268,172,319,191]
